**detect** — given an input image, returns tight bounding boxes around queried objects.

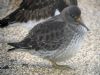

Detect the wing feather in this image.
[8,20,75,51]
[20,20,66,50]
[0,0,78,28]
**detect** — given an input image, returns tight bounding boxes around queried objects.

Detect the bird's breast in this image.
[66,25,88,53]
[52,25,88,61]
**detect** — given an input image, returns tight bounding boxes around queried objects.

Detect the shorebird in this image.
[0,0,77,28]
[7,5,89,69]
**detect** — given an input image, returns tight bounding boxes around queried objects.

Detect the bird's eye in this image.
[71,14,75,18]
[72,16,81,22]
[74,16,78,19]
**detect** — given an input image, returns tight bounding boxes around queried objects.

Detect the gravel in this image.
[0,0,100,75]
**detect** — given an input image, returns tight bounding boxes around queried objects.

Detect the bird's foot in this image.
[52,64,73,70]
[49,60,74,70]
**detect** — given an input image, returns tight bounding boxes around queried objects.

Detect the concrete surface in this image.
[0,0,100,75]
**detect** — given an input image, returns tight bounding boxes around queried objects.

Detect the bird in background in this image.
[0,0,77,28]
[7,5,89,69]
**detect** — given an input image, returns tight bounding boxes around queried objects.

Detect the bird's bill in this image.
[75,16,81,22]
[80,21,89,31]
[75,16,89,31]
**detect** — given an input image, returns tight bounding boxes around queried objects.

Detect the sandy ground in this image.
[0,0,22,19]
[0,0,100,75]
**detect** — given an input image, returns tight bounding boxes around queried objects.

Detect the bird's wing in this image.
[0,0,77,28]
[8,19,75,51]
[57,0,77,12]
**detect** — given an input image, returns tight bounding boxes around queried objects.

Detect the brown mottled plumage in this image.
[0,0,77,28]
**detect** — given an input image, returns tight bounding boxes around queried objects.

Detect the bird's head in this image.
[61,5,89,31]
[61,5,81,23]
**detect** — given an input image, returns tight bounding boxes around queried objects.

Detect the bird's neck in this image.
[61,14,70,24]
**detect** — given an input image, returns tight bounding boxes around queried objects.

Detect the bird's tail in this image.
[0,8,21,28]
[0,18,16,28]
[0,19,9,28]
[8,43,21,52]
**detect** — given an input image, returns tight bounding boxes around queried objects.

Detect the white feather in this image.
[54,9,60,16]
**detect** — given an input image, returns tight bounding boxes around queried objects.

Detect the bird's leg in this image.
[49,60,73,70]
